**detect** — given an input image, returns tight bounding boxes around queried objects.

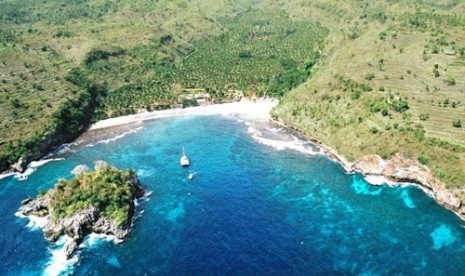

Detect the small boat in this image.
[188,173,194,180]
[180,146,190,167]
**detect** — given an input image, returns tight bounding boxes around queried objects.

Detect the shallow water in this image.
[1,115,465,275]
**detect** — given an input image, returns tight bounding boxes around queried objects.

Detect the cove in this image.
[1,115,465,275]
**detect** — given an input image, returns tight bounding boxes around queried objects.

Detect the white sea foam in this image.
[81,233,121,248]
[12,158,65,181]
[250,129,321,156]
[364,175,395,186]
[135,190,152,208]
[46,233,122,276]
[86,127,143,147]
[247,126,262,136]
[0,172,15,180]
[364,175,435,198]
[137,169,155,178]
[26,215,48,230]
[15,211,48,230]
[44,236,78,276]
[30,158,65,169]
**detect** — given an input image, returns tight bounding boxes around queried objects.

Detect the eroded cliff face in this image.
[353,154,464,218]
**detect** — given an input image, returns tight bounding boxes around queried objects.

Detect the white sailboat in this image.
[180,146,190,167]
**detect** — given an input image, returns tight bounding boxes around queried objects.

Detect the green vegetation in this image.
[82,10,326,117]
[0,1,326,170]
[444,77,456,86]
[1,0,465,201]
[272,0,465,198]
[47,164,139,226]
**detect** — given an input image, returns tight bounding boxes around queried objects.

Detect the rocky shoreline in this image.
[18,167,145,259]
[271,118,465,222]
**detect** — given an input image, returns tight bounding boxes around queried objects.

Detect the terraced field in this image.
[273,0,465,192]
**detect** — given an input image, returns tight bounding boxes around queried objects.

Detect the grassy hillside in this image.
[272,0,465,195]
[0,0,326,169]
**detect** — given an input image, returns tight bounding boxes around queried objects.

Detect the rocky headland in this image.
[19,162,145,259]
[271,119,465,221]
[352,154,464,219]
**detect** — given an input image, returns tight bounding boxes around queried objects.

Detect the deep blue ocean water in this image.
[1,115,465,275]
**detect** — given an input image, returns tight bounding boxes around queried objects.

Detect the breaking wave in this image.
[86,127,143,147]
[247,125,322,156]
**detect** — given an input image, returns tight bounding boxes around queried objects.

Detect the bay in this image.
[1,115,464,275]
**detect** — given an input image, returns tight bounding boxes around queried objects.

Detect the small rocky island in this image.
[19,161,145,259]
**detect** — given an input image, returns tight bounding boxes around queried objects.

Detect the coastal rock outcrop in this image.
[12,157,27,173]
[271,119,465,222]
[18,163,145,259]
[352,153,463,218]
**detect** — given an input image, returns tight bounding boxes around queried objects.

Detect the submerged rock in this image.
[19,162,145,259]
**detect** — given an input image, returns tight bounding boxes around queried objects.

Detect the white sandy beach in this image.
[90,99,278,130]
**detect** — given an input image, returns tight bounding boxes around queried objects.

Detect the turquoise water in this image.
[1,115,465,275]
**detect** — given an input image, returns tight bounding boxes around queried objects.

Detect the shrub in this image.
[445,77,456,86]
[360,83,372,92]
[378,31,387,41]
[390,98,409,113]
[238,50,252,58]
[419,113,429,121]
[417,155,429,165]
[370,127,379,134]
[364,72,375,81]
[10,98,21,108]
[452,119,462,128]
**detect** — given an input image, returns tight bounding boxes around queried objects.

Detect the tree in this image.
[452,119,462,128]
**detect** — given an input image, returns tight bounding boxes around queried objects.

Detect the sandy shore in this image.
[90,99,278,130]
